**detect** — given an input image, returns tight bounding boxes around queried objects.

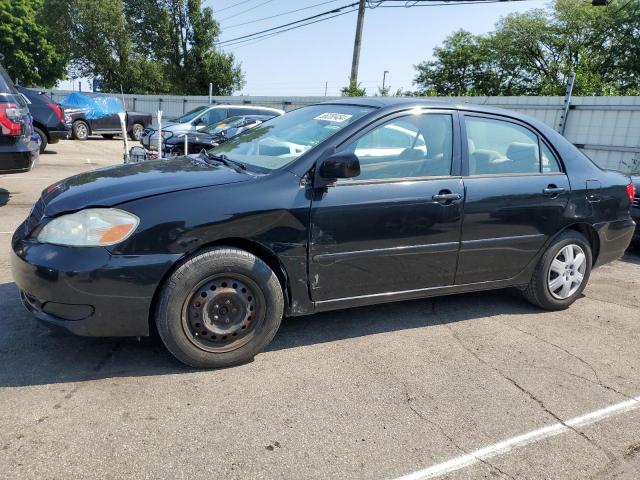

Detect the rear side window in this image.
[465,116,559,175]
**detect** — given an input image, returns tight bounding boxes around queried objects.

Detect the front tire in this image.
[72,120,90,140]
[523,230,592,310]
[156,247,284,368]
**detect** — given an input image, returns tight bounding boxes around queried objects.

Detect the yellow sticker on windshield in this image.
[314,113,352,123]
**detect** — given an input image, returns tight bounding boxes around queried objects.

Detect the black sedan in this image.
[160,114,274,157]
[18,87,69,153]
[11,99,636,368]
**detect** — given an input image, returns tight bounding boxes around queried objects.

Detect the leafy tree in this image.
[414,0,640,96]
[0,0,66,86]
[341,82,366,96]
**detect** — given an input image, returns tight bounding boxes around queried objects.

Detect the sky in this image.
[209,0,548,96]
[58,0,548,96]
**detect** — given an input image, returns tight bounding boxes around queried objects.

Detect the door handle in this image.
[543,186,565,196]
[432,192,462,202]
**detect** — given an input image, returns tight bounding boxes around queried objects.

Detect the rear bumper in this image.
[0,137,39,174]
[49,129,69,142]
[11,236,181,336]
[594,217,636,266]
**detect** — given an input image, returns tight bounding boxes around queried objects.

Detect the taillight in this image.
[627,183,636,204]
[0,103,27,136]
[48,102,65,123]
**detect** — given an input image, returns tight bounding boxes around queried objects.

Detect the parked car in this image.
[0,64,39,173]
[11,98,636,368]
[632,175,640,243]
[18,87,69,153]
[139,104,284,149]
[61,92,152,141]
[159,114,275,157]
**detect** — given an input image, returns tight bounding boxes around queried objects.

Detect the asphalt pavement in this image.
[1,138,639,479]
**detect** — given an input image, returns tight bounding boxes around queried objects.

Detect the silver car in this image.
[140,104,284,149]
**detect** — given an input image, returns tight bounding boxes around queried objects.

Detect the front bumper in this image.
[11,237,181,336]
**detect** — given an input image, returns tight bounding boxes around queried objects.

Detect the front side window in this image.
[210,104,374,171]
[339,113,453,181]
[198,108,227,126]
[466,116,545,175]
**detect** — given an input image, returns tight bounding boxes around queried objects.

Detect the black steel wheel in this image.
[156,247,284,368]
[182,273,265,353]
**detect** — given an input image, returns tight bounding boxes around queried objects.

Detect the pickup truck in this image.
[61,92,152,141]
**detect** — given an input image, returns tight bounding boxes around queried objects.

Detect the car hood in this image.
[41,156,252,217]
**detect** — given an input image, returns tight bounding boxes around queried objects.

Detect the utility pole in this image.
[382,70,389,91]
[324,81,328,96]
[349,0,367,89]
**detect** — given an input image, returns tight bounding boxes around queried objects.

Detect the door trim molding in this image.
[312,241,459,265]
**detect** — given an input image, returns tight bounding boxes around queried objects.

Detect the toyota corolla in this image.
[11,99,636,368]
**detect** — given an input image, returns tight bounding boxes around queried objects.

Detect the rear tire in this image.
[523,230,592,310]
[129,123,144,141]
[156,247,284,368]
[34,127,48,153]
[72,120,89,140]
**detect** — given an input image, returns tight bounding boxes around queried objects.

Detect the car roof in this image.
[321,96,554,134]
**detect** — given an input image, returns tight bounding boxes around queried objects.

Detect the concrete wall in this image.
[46,90,640,175]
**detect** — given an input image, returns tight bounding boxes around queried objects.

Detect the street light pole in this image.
[382,70,389,91]
[349,0,367,89]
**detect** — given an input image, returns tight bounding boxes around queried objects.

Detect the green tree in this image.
[0,0,66,86]
[341,82,366,96]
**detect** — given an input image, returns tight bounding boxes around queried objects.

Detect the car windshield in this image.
[203,116,246,135]
[175,106,208,123]
[208,104,374,171]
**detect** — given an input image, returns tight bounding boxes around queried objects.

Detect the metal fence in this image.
[46,90,640,175]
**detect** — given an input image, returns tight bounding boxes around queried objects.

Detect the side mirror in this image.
[193,118,203,126]
[318,152,360,180]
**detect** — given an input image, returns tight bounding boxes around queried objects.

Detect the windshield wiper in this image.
[199,150,246,173]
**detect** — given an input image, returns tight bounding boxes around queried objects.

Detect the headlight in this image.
[37,208,139,246]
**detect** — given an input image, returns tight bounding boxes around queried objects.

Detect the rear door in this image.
[456,113,570,284]
[309,110,464,301]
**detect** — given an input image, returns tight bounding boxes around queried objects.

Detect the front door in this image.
[456,113,570,284]
[309,110,464,301]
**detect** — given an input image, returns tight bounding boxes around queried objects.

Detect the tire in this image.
[102,134,116,139]
[156,247,284,368]
[129,123,144,141]
[72,120,90,140]
[523,230,592,310]
[34,127,47,153]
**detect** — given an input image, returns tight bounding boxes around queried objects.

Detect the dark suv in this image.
[0,65,39,173]
[18,87,69,153]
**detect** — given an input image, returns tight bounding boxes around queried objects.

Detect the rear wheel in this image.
[34,127,47,153]
[72,120,89,140]
[523,230,592,310]
[156,247,284,368]
[129,123,144,141]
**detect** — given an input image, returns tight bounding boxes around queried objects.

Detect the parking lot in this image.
[0,139,639,479]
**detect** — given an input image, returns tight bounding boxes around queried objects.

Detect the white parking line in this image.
[392,394,640,480]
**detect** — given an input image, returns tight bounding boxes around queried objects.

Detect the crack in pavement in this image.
[445,322,616,463]
[401,380,517,480]
[583,295,638,312]
[496,321,636,402]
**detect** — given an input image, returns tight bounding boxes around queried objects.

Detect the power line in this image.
[219,0,276,22]
[223,0,345,30]
[218,2,359,46]
[214,0,258,13]
[223,9,358,48]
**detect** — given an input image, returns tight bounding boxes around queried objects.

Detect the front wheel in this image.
[156,247,284,368]
[523,230,592,310]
